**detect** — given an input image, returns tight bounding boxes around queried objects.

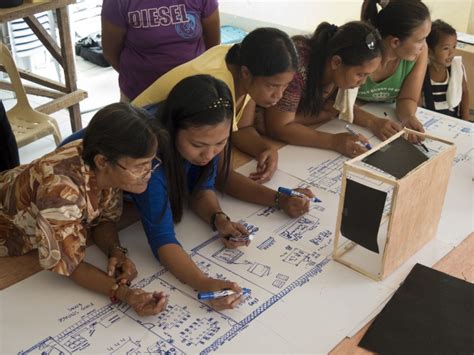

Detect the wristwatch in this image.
[210,211,230,231]
[108,244,128,258]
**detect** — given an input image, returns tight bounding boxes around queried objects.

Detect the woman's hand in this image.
[201,279,245,311]
[402,116,425,143]
[107,250,138,283]
[371,117,401,141]
[249,148,278,184]
[215,215,250,248]
[120,287,168,316]
[332,132,369,158]
[279,187,313,218]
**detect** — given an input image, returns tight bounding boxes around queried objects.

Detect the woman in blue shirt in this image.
[133,75,254,310]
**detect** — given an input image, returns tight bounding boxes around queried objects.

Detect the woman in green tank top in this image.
[359,0,432,138]
[261,21,403,158]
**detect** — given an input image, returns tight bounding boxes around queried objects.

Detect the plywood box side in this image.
[333,166,349,258]
[381,146,456,277]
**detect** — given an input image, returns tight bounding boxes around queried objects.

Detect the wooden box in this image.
[333,128,456,280]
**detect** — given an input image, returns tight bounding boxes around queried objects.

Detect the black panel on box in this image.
[359,263,474,355]
[362,136,428,179]
[340,179,387,253]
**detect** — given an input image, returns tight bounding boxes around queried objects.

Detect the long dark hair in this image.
[426,19,456,50]
[82,103,157,169]
[226,27,298,76]
[155,75,234,223]
[298,21,382,116]
[361,0,430,41]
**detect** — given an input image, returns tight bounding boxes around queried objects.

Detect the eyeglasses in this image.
[366,31,379,50]
[115,155,162,179]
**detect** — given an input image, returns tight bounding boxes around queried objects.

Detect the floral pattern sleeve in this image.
[0,140,123,277]
[35,175,88,276]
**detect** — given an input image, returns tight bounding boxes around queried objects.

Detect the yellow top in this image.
[132,45,250,131]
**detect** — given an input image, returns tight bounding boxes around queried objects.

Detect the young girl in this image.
[262,21,396,158]
[0,103,167,316]
[359,0,432,135]
[131,75,247,310]
[133,27,312,218]
[422,19,470,120]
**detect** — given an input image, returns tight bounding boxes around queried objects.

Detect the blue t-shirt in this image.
[58,119,219,260]
[131,157,218,258]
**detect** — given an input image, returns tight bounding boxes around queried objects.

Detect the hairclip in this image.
[206,97,232,109]
[365,30,380,50]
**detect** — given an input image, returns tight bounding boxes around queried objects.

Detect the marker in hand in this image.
[226,234,254,243]
[345,124,372,150]
[198,288,251,300]
[385,112,429,152]
[278,187,322,203]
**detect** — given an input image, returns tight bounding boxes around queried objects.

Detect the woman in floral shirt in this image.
[0,103,167,316]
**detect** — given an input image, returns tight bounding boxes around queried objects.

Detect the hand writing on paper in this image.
[402,116,425,143]
[216,217,251,248]
[332,132,369,158]
[279,187,313,218]
[372,117,401,141]
[203,279,244,311]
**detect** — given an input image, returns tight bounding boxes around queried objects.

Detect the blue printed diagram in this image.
[419,109,472,141]
[304,155,346,194]
[18,207,334,355]
[418,108,473,165]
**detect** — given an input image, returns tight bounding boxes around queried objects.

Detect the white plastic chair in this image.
[0,41,62,147]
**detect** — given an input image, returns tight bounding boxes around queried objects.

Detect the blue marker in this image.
[345,124,372,149]
[278,187,322,203]
[198,288,251,300]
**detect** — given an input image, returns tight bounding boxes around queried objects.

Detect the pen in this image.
[385,112,429,152]
[419,142,429,153]
[345,124,372,149]
[278,187,322,203]
[198,288,251,300]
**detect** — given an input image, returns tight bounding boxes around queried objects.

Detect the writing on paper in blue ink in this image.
[278,187,322,203]
[345,124,372,150]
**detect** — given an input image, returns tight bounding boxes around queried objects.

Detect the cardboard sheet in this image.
[359,263,474,354]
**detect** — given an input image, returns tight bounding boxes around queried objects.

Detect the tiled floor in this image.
[2,56,119,164]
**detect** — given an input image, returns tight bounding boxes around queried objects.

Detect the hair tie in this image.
[329,24,339,36]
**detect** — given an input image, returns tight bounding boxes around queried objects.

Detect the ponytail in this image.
[361,0,380,25]
[226,43,241,66]
[298,22,338,116]
[299,21,382,116]
[225,27,298,77]
[361,0,430,41]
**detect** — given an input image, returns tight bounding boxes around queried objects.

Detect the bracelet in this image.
[109,278,130,304]
[210,211,229,231]
[108,245,128,258]
[274,191,281,209]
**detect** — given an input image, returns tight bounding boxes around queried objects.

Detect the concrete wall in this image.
[220,0,473,34]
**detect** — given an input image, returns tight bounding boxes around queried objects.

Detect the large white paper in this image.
[1,106,471,354]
